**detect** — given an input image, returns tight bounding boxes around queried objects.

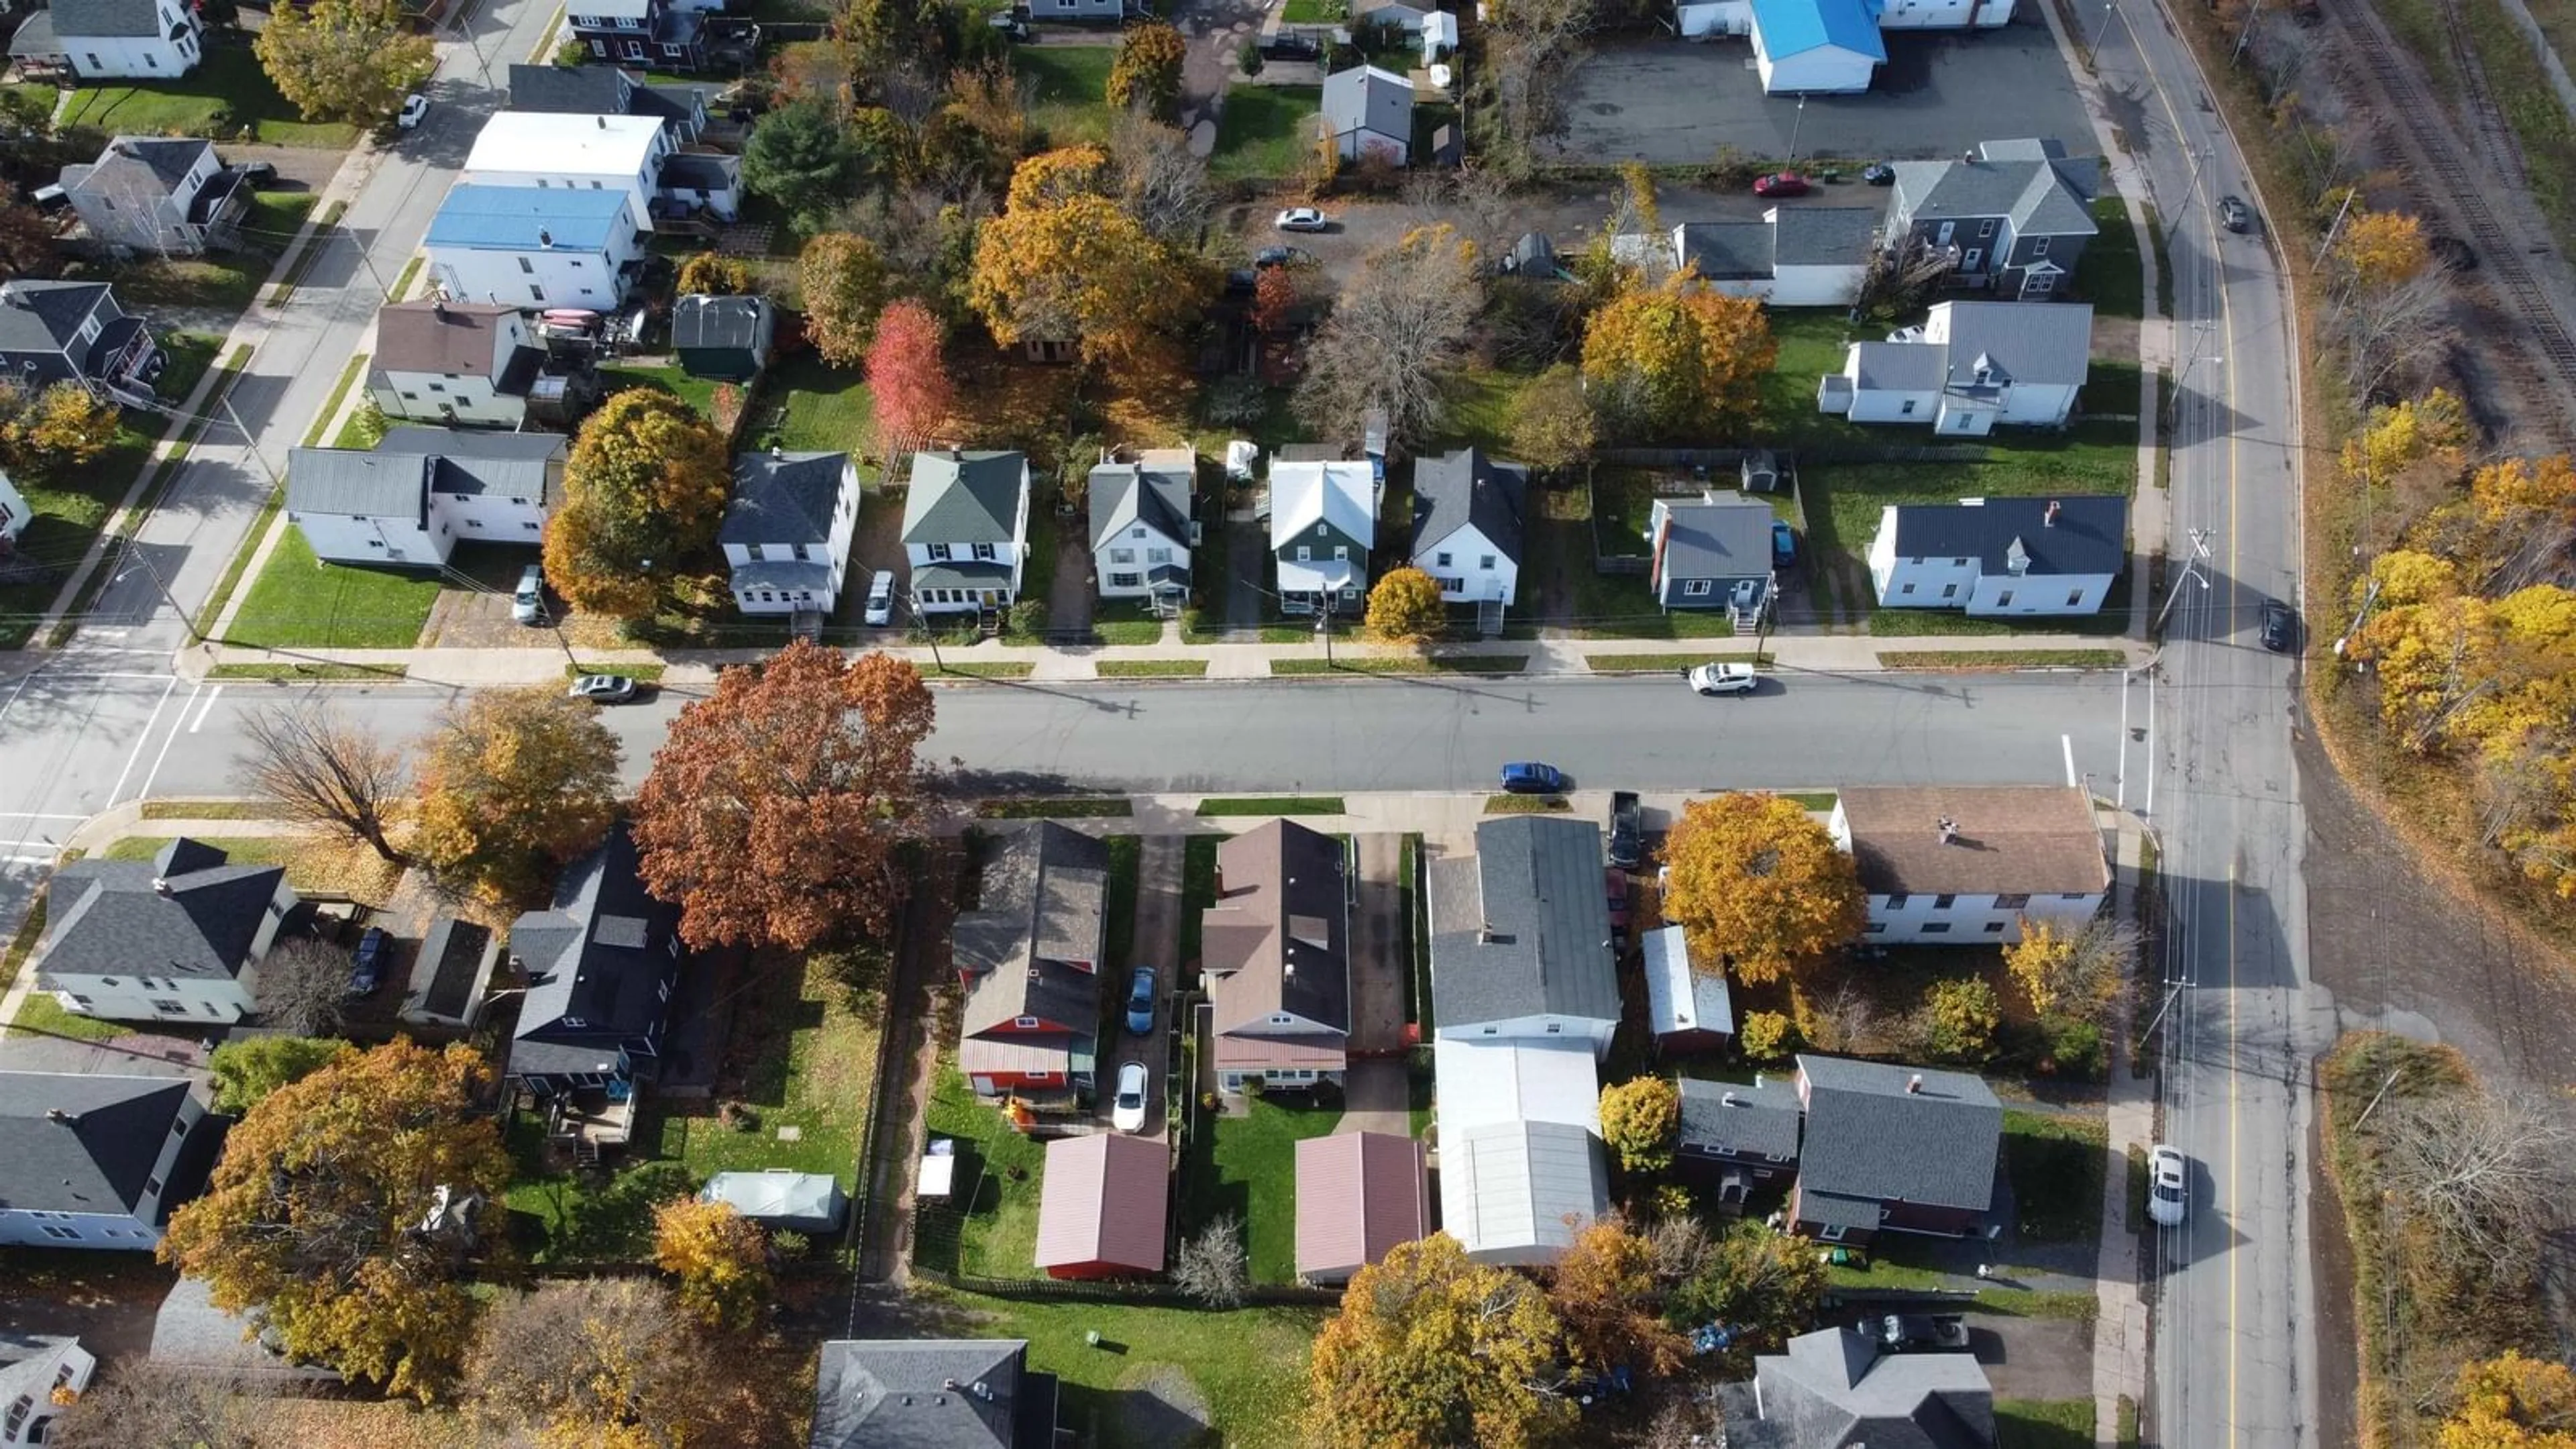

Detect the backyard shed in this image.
[1641,925,1733,1053]
[700,1169,847,1234]
[1293,1130,1431,1285]
[671,293,775,382]
[1034,1134,1170,1279]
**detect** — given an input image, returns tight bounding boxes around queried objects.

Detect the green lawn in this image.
[1270,655,1528,674]
[57,48,359,148]
[1095,659,1204,676]
[1092,603,1171,645]
[1212,85,1320,183]
[648,951,882,1184]
[99,190,320,313]
[2004,1109,2107,1244]
[0,82,57,133]
[1997,1397,2096,1449]
[922,1060,1053,1279]
[156,331,226,405]
[1754,307,1867,445]
[0,415,162,648]
[1181,1096,1342,1283]
[765,354,879,461]
[977,798,1136,818]
[1195,796,1347,816]
[1018,45,1118,147]
[598,363,718,419]
[1283,0,1346,17]
[224,527,441,649]
[2075,191,2145,321]
[9,993,129,1044]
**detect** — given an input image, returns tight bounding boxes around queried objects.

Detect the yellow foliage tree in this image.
[651,1198,773,1332]
[254,0,435,125]
[1597,1075,1680,1174]
[411,686,623,903]
[541,389,731,619]
[1660,793,1867,985]
[1306,1235,1575,1449]
[2440,1351,2576,1449]
[1005,144,1114,211]
[1579,281,1776,438]
[2355,592,2501,752]
[1105,23,1187,119]
[2363,549,2463,612]
[2336,209,2432,291]
[1546,1217,1688,1377]
[969,189,1204,367]
[1365,567,1446,645]
[2341,388,2469,486]
[0,380,119,479]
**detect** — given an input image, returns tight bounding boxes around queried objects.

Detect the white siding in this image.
[1844,384,1941,423]
[1676,0,1752,34]
[57,10,199,78]
[1864,888,2106,944]
[1753,40,1878,94]
[1995,382,2080,426]
[1335,125,1410,166]
[1767,262,1866,307]
[1095,522,1189,600]
[1415,523,1517,606]
[1025,0,1120,13]
[0,1097,203,1249]
[429,220,641,309]
[52,973,252,1025]
[1430,1012,1619,1059]
[372,370,525,427]
[1963,570,2114,616]
[290,510,452,568]
[435,488,550,542]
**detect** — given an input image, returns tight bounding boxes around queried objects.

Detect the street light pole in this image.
[2151,527,2216,637]
[1786,95,1807,163]
[109,541,205,643]
[2087,0,2118,54]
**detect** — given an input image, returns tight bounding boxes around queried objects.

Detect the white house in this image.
[1442,1120,1610,1266]
[1433,1038,1602,1134]
[1087,447,1195,614]
[287,428,564,568]
[1868,494,2126,616]
[367,300,545,428]
[7,0,203,80]
[0,469,28,548]
[0,1334,96,1446]
[463,111,673,235]
[1644,209,1878,306]
[1426,817,1622,1057]
[34,839,297,1025]
[1819,300,2092,433]
[0,1073,217,1250]
[1409,447,1526,613]
[902,449,1030,614]
[1747,0,1884,93]
[720,449,862,616]
[1830,786,2110,944]
[1322,65,1414,165]
[1679,0,2006,46]
[1269,458,1378,616]
[1358,0,1436,29]
[57,136,245,256]
[425,184,645,310]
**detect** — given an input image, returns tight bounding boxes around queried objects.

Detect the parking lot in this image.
[1546,18,2094,166]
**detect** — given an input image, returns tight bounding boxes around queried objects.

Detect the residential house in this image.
[1322,65,1414,165]
[1034,1134,1169,1279]
[424,184,646,310]
[0,469,29,549]
[463,112,672,235]
[656,151,742,221]
[720,449,861,617]
[1269,458,1378,616]
[1293,1132,1430,1285]
[1829,785,2110,943]
[58,136,246,255]
[0,1335,95,1447]
[1433,1037,1603,1134]
[1675,1075,1803,1204]
[1819,299,2094,432]
[811,1339,1061,1449]
[0,279,166,400]
[1886,139,2100,299]
[504,824,689,1152]
[1426,816,1621,1056]
[286,428,566,568]
[902,449,1031,614]
[1716,1326,1998,1448]
[505,63,712,146]
[701,1170,847,1234]
[1021,0,1121,19]
[1746,0,1885,93]
[1087,447,1195,615]
[672,293,775,382]
[1647,492,1776,623]
[568,0,745,72]
[399,914,502,1032]
[7,0,203,79]
[366,300,550,429]
[1678,0,2009,46]
[1792,1054,2002,1243]
[1867,494,2126,617]
[1409,447,1526,616]
[1203,822,1352,1093]
[33,838,297,1025]
[148,1277,342,1383]
[953,824,1110,1103]
[1641,925,1732,1054]
[1443,1119,1611,1266]
[1624,209,1878,306]
[1358,0,1437,28]
[0,1071,219,1248]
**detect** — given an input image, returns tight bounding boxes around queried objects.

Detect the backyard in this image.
[2003,1108,2108,1244]
[599,362,720,420]
[1017,44,1118,148]
[54,48,359,148]
[0,415,162,649]
[765,354,880,464]
[919,1059,1051,1279]
[1179,1095,1343,1283]
[1212,86,1320,184]
[97,190,322,313]
[223,527,442,649]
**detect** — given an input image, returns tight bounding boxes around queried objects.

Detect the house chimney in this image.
[1479,925,1498,944]
[44,1108,68,1123]
[152,877,171,896]
[770,442,783,460]
[1962,149,1975,164]
[2044,500,2060,527]
[596,115,607,129]
[432,298,447,320]
[539,227,555,248]
[1907,1073,1924,1094]
[1283,961,1296,979]
[943,1379,959,1391]
[971,1381,993,1401]
[1937,816,1958,845]
[1721,1091,1738,1107]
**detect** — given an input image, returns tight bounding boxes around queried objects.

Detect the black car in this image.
[2219,194,2255,233]
[1874,1313,1970,1353]
[234,161,278,189]
[346,926,389,998]
[1607,790,1643,870]
[2260,597,2298,653]
[1861,162,1896,186]
[1260,32,1320,58]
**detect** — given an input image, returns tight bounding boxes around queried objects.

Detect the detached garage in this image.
[1034,1134,1170,1279]
[1749,0,1884,93]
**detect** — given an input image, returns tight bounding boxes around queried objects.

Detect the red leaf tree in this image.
[865,299,955,461]
[633,641,937,950]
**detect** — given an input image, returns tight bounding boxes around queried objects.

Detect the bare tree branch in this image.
[1175,1212,1250,1307]
[2378,1088,2572,1283]
[1295,226,1483,449]
[235,704,410,865]
[253,935,350,1037]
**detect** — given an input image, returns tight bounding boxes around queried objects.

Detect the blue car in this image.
[1500,761,1567,794]
[346,926,388,998]
[1125,965,1158,1036]
[1772,520,1797,569]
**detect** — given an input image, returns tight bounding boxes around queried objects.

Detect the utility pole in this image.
[109,541,205,643]
[1786,95,1808,163]
[2232,0,2262,63]
[2151,527,2216,637]
[912,595,945,673]
[2165,321,2220,436]
[2314,189,2357,270]
[2088,0,2118,55]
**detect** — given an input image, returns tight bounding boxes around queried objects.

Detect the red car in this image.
[1752,172,1811,198]
[1605,869,1633,939]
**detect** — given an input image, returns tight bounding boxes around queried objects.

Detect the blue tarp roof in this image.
[426,184,631,251]
[1751,0,1887,58]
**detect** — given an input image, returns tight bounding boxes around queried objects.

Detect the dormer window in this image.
[1015,1016,1038,1028]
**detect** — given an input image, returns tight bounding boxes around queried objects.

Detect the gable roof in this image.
[1652,496,1775,581]
[40,0,164,40]
[64,136,211,197]
[426,184,632,252]
[1205,820,1351,1038]
[286,446,433,521]
[1270,459,1376,550]
[1750,0,1886,58]
[1930,299,2094,387]
[1846,339,1951,392]
[1409,447,1527,563]
[0,1336,87,1419]
[391,426,567,504]
[1795,1055,2002,1214]
[506,60,637,112]
[1641,924,1733,1038]
[0,1072,197,1217]
[904,451,1026,545]
[1087,449,1195,553]
[466,110,663,176]
[1438,1120,1609,1259]
[956,824,1110,1038]
[1890,141,2099,237]
[1677,1075,1803,1159]
[702,1170,845,1224]
[1427,817,1619,1029]
[372,300,518,377]
[673,293,770,352]
[1432,1037,1602,1132]
[1880,494,2126,584]
[150,1276,342,1381]
[660,152,738,191]
[0,280,110,354]
[1322,64,1414,141]
[1835,784,2109,896]
[1295,1132,1430,1279]
[1034,1134,1169,1273]
[1723,1326,1996,1449]
[723,450,847,545]
[1676,220,1775,280]
[505,823,683,1079]
[812,1339,1055,1449]
[37,839,285,985]
[1772,205,1882,266]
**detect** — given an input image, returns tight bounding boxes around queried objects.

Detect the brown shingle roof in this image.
[1034,1134,1169,1275]
[1835,786,2108,897]
[1204,821,1351,1037]
[372,300,517,377]
[1294,1131,1429,1281]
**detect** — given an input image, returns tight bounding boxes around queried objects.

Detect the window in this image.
[2064,893,2092,901]
[792,544,810,562]
[2031,235,2052,256]
[1014,1016,1038,1028]
[1684,580,1713,597]
[1110,548,1135,564]
[518,256,535,274]
[1900,399,1917,415]
[1271,1014,1291,1025]
[1885,894,1908,908]
[1544,1022,1562,1034]
[38,1225,80,1241]
[146,1175,163,1197]
[562,1016,586,1028]
[402,392,419,400]
[745,543,765,561]
[1997,590,2014,606]
[150,999,185,1015]
[1922,922,1952,934]
[1978,219,1996,237]
[101,978,119,988]
[1995,893,2030,909]
[529,285,545,302]
[1899,582,1915,596]
[171,1118,188,1138]
[1131,525,1148,539]
[2027,273,2056,295]
[1110,572,1140,588]
[1933,894,1955,908]
[1436,551,1453,568]
[1296,545,1312,561]
[1481,1026,1498,1035]
[1145,547,1171,564]
[1817,1223,1847,1242]
[972,542,996,561]
[1864,922,1887,934]
[1333,545,1348,561]
[426,381,444,393]
[2066,588,2084,606]
[927,543,951,561]
[6,1395,29,1434]
[1953,557,1969,567]
[1984,922,2007,933]
[1479,555,1496,570]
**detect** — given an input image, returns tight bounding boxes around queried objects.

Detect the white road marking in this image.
[134,681,204,806]
[0,854,62,866]
[0,812,89,822]
[2061,733,2077,788]
[102,677,180,810]
[188,686,223,733]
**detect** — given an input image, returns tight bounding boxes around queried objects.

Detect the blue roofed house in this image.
[425,185,645,310]
[1647,491,1777,626]
[1748,0,1885,93]
[32,837,298,1025]
[1088,447,1196,616]
[721,449,862,619]
[1867,494,2126,616]
[0,1071,221,1250]
[1678,0,2005,42]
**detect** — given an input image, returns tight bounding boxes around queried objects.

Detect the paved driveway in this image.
[1346,833,1409,1053]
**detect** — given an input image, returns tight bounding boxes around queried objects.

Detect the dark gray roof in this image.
[672,293,771,352]
[1205,820,1352,1037]
[506,61,637,114]
[40,0,163,39]
[1936,300,2094,388]
[1409,447,1527,564]
[0,1071,197,1216]
[904,451,1026,545]
[37,840,284,985]
[1795,1055,2001,1215]
[1848,340,1950,392]
[1772,207,1882,267]
[724,450,848,546]
[0,280,109,354]
[1677,221,1773,280]
[1676,1075,1802,1160]
[506,824,684,1081]
[285,447,433,522]
[4,10,59,54]
[1428,818,1619,1029]
[1890,142,2098,239]
[417,914,492,1022]
[1797,1189,1884,1230]
[1721,1326,1996,1449]
[150,1277,342,1381]
[65,136,213,198]
[659,152,736,190]
[910,561,1016,592]
[392,427,566,506]
[378,425,567,462]
[1322,64,1413,142]
[1883,494,2125,580]
[1652,498,1774,582]
[1087,455,1193,553]
[957,824,1109,1040]
[812,1339,1055,1449]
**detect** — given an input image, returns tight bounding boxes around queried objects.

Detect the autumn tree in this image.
[634,642,936,949]
[160,1041,511,1399]
[1250,264,1304,337]
[2334,209,2432,292]
[237,702,410,864]
[254,936,353,1037]
[2440,1352,2576,1449]
[45,1366,272,1449]
[1664,1220,1827,1364]
[742,98,864,230]
[254,0,434,125]
[1739,1009,1793,1061]
[867,299,955,458]
[1548,1217,1688,1379]
[1365,566,1447,645]
[1106,22,1187,119]
[1919,976,2000,1062]
[2004,914,2141,1022]
[798,232,892,366]
[1110,107,1216,245]
[411,686,623,904]
[0,201,58,280]
[969,178,1206,367]
[1581,280,1776,439]
[677,251,751,296]
[1507,365,1597,477]
[0,380,120,479]
[1173,1212,1250,1309]
[210,1036,354,1115]
[464,1278,792,1448]
[652,1197,773,1332]
[1295,225,1483,449]
[1658,793,1866,985]
[543,388,731,619]
[1597,1075,1680,1175]
[1307,1234,1576,1449]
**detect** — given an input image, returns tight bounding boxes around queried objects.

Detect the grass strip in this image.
[1584,651,1774,673]
[1777,791,1838,811]
[1195,796,1348,816]
[207,661,410,682]
[301,352,371,448]
[1876,649,2129,669]
[976,798,1135,819]
[390,254,424,302]
[1269,655,1527,676]
[1484,794,1570,814]
[1093,659,1209,678]
[564,661,667,684]
[930,662,1036,680]
[191,486,282,638]
[138,800,272,820]
[0,896,48,996]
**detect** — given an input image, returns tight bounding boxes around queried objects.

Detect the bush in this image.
[1923,977,2000,1063]
[771,1228,811,1258]
[1201,374,1271,427]
[1237,38,1263,75]
[1739,1010,1794,1062]
[553,37,588,66]
[1008,598,1049,637]
[2038,1013,2106,1079]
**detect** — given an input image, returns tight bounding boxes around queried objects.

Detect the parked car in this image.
[2259,597,2298,652]
[1862,162,1896,185]
[1686,662,1759,696]
[396,93,430,131]
[1605,868,1632,939]
[1254,245,1316,268]
[863,570,896,627]
[1275,207,1330,232]
[346,926,388,998]
[1499,761,1567,794]
[1124,965,1157,1036]
[1752,172,1810,198]
[233,161,278,189]
[2148,1144,2189,1226]
[1111,1061,1150,1132]
[1772,520,1798,570]
[1260,32,1321,59]
[2218,194,2255,233]
[1874,1313,1970,1353]
[568,674,638,704]
[513,566,546,625]
[1607,790,1643,869]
